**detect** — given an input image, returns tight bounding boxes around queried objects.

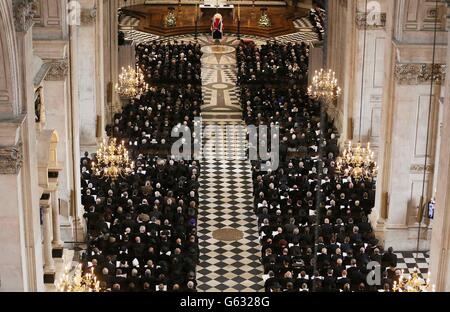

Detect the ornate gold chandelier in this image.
[57,265,100,292]
[336,141,378,182]
[392,269,435,292]
[115,65,148,98]
[92,137,134,181]
[308,68,342,104]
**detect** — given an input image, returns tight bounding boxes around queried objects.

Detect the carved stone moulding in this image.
[12,0,36,33]
[80,8,97,25]
[355,12,387,29]
[410,164,434,174]
[395,63,446,85]
[44,59,69,81]
[0,143,23,175]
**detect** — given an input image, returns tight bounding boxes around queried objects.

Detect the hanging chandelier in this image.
[91,137,134,181]
[392,269,435,292]
[115,65,148,98]
[56,265,100,292]
[336,141,378,182]
[307,68,342,104]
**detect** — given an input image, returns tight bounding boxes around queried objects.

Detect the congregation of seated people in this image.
[235,39,402,292]
[136,40,202,83]
[240,84,328,161]
[107,84,202,157]
[236,40,310,84]
[80,153,200,292]
[78,37,204,292]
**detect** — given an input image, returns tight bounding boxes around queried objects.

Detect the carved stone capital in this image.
[80,8,97,25]
[446,0,450,31]
[12,0,36,33]
[410,164,434,174]
[395,63,446,85]
[0,143,23,175]
[355,12,386,29]
[45,59,69,81]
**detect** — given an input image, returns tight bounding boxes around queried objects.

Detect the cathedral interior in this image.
[1,0,450,294]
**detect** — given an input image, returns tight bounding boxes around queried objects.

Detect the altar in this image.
[200,1,235,18]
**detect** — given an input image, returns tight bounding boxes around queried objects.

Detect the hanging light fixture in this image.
[336,140,378,182]
[91,137,134,181]
[392,269,435,292]
[57,264,101,292]
[115,65,148,98]
[308,68,342,105]
[336,0,377,182]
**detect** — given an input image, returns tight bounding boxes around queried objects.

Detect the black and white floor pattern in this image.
[122,30,160,44]
[294,17,315,31]
[197,122,264,292]
[275,31,320,44]
[196,37,264,292]
[396,252,430,279]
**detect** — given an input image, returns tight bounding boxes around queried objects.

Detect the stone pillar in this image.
[43,61,71,210]
[325,0,357,139]
[2,0,45,292]
[0,131,27,291]
[41,196,55,283]
[429,0,450,292]
[78,0,100,150]
[371,0,396,243]
[68,22,85,244]
[50,188,63,249]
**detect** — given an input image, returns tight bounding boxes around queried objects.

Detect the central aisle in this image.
[195,35,264,292]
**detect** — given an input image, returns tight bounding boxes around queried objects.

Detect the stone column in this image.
[0,132,27,291]
[50,189,63,249]
[78,0,101,151]
[43,60,71,210]
[325,0,357,139]
[68,22,86,245]
[41,196,55,283]
[429,0,450,291]
[5,0,45,291]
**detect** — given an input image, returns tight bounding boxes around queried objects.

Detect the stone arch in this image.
[0,0,20,119]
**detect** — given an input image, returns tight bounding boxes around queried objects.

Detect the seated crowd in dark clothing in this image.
[106,84,202,157]
[136,40,202,83]
[80,154,200,292]
[236,40,310,84]
[79,39,203,292]
[241,84,328,160]
[236,40,401,292]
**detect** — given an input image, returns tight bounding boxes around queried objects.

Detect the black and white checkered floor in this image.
[196,37,264,292]
[396,252,430,278]
[197,121,264,292]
